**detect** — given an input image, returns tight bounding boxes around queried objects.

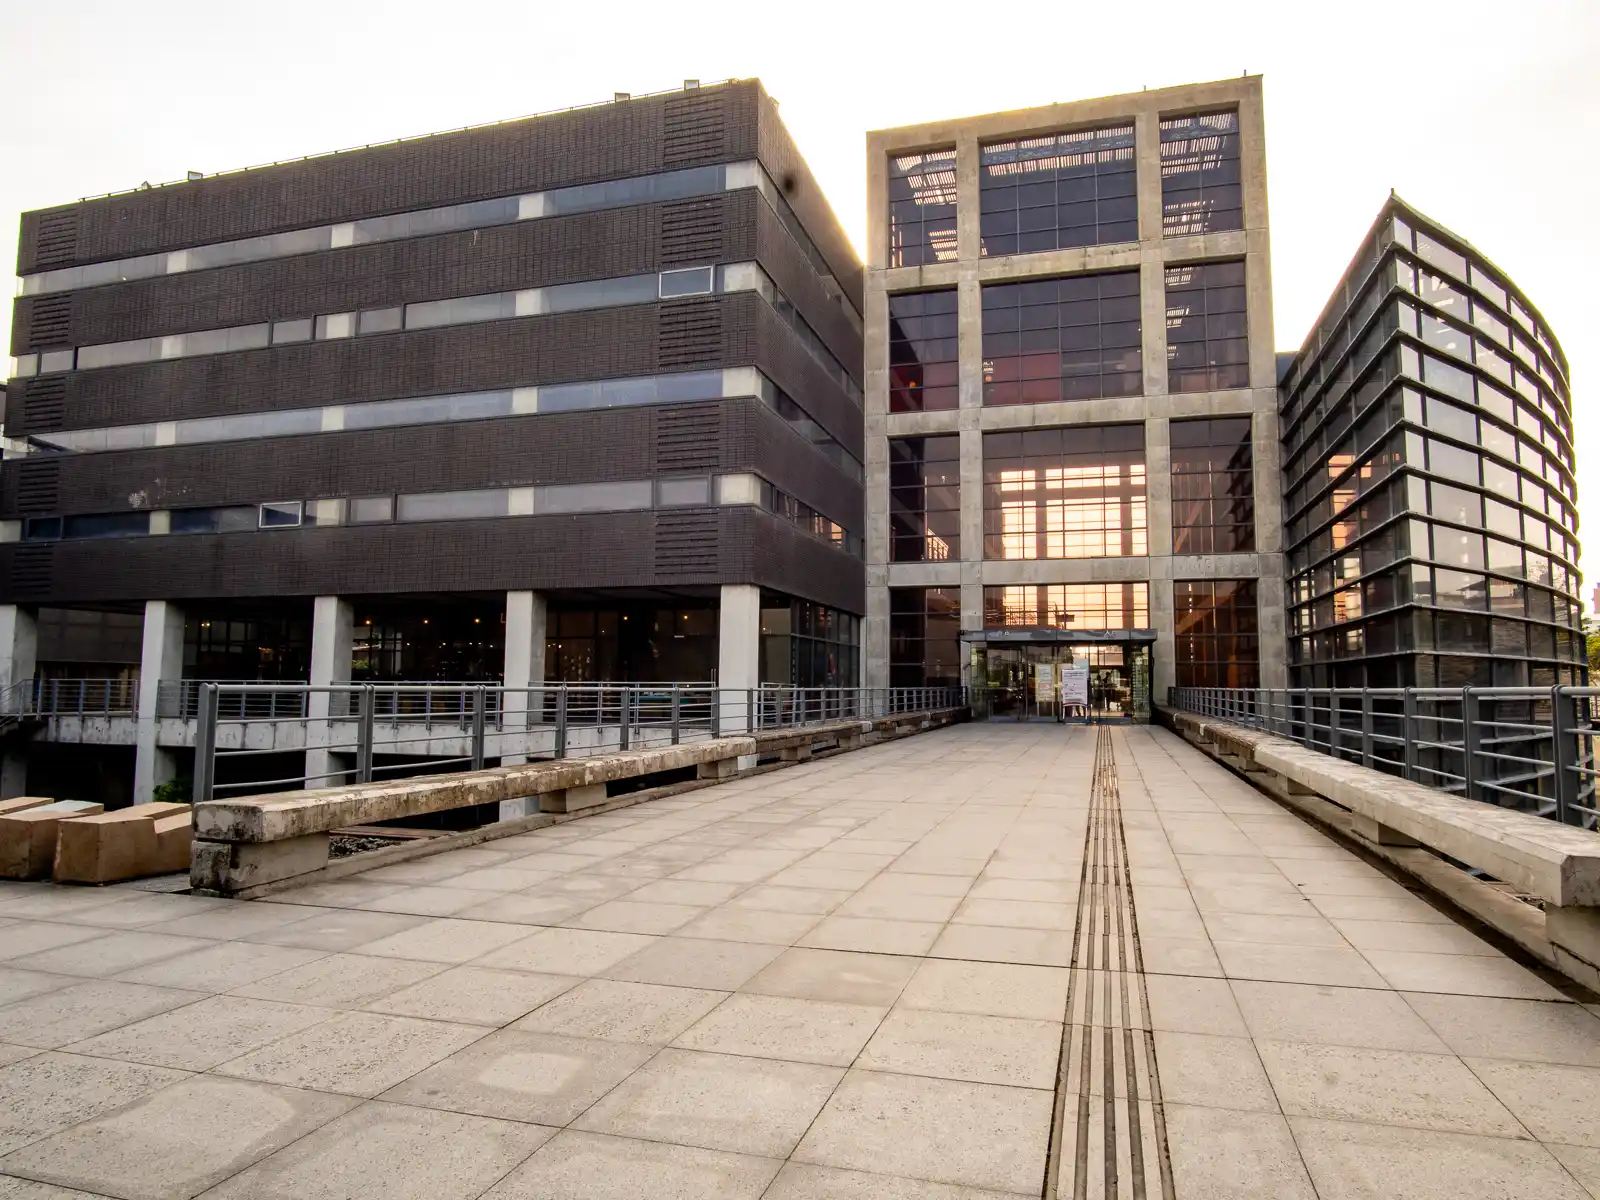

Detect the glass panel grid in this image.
[979,124,1136,257]
[982,583,1149,631]
[1165,260,1249,393]
[983,425,1146,560]
[888,290,958,412]
[982,271,1142,405]
[1159,110,1243,237]
[1171,417,1255,554]
[888,150,958,268]
[1174,578,1259,687]
[890,435,961,563]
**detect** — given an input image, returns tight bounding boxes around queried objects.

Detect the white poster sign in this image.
[1034,663,1056,702]
[1061,665,1090,706]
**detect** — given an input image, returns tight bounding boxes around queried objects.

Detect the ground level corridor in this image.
[0,722,1596,1198]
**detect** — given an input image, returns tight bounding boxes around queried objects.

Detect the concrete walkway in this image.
[0,722,1596,1199]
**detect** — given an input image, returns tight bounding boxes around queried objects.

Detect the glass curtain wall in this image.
[889,588,961,688]
[983,425,1147,560]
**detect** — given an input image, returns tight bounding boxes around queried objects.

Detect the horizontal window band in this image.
[18,366,863,483]
[13,472,863,559]
[18,160,861,329]
[15,260,861,406]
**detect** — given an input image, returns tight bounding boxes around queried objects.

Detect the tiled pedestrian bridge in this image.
[0,722,1596,1199]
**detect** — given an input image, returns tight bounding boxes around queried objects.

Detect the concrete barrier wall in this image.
[192,707,965,898]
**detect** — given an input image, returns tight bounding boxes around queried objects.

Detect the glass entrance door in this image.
[977,641,1152,722]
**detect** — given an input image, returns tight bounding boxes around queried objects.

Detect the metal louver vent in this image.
[662,93,726,168]
[660,199,725,267]
[655,510,719,578]
[7,545,54,599]
[658,298,721,369]
[656,404,721,473]
[20,379,66,433]
[34,210,80,268]
[27,296,72,348]
[15,459,61,514]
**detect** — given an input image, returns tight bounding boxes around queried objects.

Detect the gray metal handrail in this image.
[4,677,140,717]
[191,682,967,801]
[1168,685,1598,827]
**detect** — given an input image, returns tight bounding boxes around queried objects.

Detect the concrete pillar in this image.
[499,591,548,818]
[133,601,184,804]
[1151,578,1177,703]
[718,584,761,733]
[1145,417,1173,559]
[0,606,38,798]
[306,596,353,789]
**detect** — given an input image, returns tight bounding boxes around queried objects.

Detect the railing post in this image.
[555,685,568,759]
[470,685,487,770]
[619,688,631,751]
[1328,691,1340,759]
[1402,687,1418,782]
[1461,686,1481,801]
[710,686,721,738]
[1551,685,1577,825]
[193,683,218,803]
[671,685,681,745]
[1360,690,1374,769]
[357,686,375,784]
[1300,688,1311,748]
[747,689,755,734]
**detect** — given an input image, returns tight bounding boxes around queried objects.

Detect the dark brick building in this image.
[0,80,865,799]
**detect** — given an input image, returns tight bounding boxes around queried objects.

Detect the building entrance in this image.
[972,640,1151,723]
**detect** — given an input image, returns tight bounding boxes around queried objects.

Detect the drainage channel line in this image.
[1042,726,1175,1199]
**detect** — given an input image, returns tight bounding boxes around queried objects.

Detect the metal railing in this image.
[0,677,140,718]
[193,682,965,801]
[1169,686,1599,827]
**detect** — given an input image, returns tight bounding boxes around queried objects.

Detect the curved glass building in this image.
[1280,194,1582,690]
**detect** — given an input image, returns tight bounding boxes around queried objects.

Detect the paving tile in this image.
[1465,1057,1600,1146]
[365,966,579,1027]
[767,867,879,891]
[424,866,559,893]
[1213,941,1388,988]
[114,941,326,991]
[564,900,707,935]
[1151,1031,1278,1112]
[1329,917,1501,956]
[0,1175,105,1197]
[1548,1144,1600,1197]
[603,936,784,990]
[897,958,1070,1021]
[1362,950,1567,999]
[0,888,126,921]
[1137,936,1224,977]
[51,893,229,929]
[1162,1105,1317,1199]
[1130,906,1209,939]
[197,1099,554,1200]
[793,1068,1050,1194]
[762,1162,1018,1199]
[0,967,78,1007]
[66,995,335,1070]
[949,898,1075,930]
[241,908,429,951]
[350,917,532,964]
[1307,893,1453,923]
[927,925,1073,967]
[797,916,942,956]
[574,1047,842,1158]
[0,980,204,1049]
[10,931,217,979]
[230,952,444,1008]
[453,891,607,925]
[677,907,823,944]
[0,922,106,961]
[833,891,962,923]
[1201,911,1348,948]
[484,1130,781,1199]
[1142,974,1248,1036]
[143,902,330,941]
[256,879,403,908]
[1401,993,1600,1066]
[621,879,744,906]
[1230,981,1448,1053]
[0,1043,38,1068]
[383,1028,655,1124]
[966,878,1075,903]
[0,1051,188,1155]
[675,994,885,1066]
[1255,1041,1522,1136]
[857,1008,1057,1088]
[354,885,492,917]
[859,872,972,898]
[741,948,919,1007]
[0,1075,355,1200]
[214,1010,486,1097]
[1289,1115,1590,1199]
[476,928,659,976]
[510,977,724,1043]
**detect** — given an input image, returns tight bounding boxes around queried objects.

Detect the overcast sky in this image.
[3,0,1595,583]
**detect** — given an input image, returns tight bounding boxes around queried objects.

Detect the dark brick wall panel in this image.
[17,83,766,273]
[0,506,862,613]
[1,399,861,532]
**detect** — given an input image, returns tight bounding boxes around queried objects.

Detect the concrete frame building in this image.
[862,78,1285,712]
[0,81,866,801]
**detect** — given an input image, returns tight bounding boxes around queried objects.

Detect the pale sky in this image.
[2,0,1595,583]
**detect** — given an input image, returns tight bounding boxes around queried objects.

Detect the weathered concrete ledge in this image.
[192,707,964,897]
[1164,707,1600,993]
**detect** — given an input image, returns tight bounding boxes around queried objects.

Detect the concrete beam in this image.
[306,596,354,789]
[133,600,184,804]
